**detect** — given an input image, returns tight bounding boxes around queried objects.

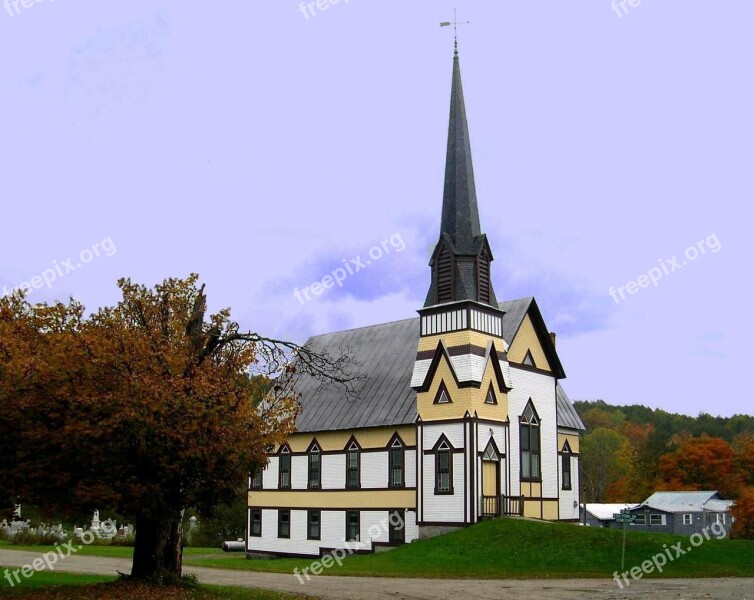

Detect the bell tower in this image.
[411,44,510,423]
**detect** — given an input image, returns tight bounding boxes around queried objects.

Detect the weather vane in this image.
[440,9,470,53]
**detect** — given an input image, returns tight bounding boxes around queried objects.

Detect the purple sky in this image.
[1,2,751,417]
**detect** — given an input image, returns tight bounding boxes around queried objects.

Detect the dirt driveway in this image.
[0,549,751,599]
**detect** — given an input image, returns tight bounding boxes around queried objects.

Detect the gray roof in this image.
[294,298,583,433]
[294,318,418,433]
[638,491,732,513]
[556,385,586,431]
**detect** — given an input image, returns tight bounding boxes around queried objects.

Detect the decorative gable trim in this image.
[433,380,453,405]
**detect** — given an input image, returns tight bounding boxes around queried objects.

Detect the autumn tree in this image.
[0,276,358,580]
[581,428,635,503]
[730,489,754,540]
[657,436,742,497]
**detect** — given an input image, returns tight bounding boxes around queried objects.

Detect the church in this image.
[247,43,586,557]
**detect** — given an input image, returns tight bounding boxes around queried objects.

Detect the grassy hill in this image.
[188,518,754,579]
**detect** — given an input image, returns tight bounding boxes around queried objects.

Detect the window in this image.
[250,509,262,537]
[522,349,536,367]
[389,437,404,488]
[561,445,572,491]
[520,401,541,481]
[346,440,360,489]
[634,514,646,525]
[250,467,263,490]
[483,442,499,461]
[346,511,360,542]
[435,440,453,494]
[716,513,726,525]
[277,510,290,538]
[307,510,321,540]
[434,380,452,404]
[308,443,321,489]
[485,383,497,405]
[389,510,405,544]
[278,446,291,489]
[650,514,664,526]
[683,514,693,525]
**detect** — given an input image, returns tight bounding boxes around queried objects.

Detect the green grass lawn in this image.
[0,568,307,599]
[3,519,754,580]
[187,518,754,579]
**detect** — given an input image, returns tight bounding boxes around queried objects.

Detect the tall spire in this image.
[424,44,498,308]
[441,47,481,254]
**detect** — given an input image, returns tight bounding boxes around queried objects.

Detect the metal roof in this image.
[556,385,587,431]
[293,298,583,433]
[584,503,639,521]
[638,491,732,513]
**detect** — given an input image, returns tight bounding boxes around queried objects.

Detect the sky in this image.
[1,1,751,417]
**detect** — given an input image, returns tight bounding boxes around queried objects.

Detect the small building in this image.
[581,503,638,528]
[627,491,733,537]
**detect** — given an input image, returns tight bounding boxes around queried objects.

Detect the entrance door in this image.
[483,461,498,497]
[481,441,500,516]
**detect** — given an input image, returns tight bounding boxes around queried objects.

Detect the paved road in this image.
[1,549,752,599]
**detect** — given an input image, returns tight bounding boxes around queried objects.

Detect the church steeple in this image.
[425,47,497,308]
[441,46,481,253]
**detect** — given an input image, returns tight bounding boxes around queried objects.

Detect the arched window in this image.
[345,439,361,489]
[520,401,541,481]
[388,434,405,488]
[561,441,572,490]
[278,445,291,489]
[308,442,321,489]
[433,435,454,494]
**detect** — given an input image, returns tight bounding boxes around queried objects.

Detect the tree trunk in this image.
[131,510,184,580]
[163,510,184,575]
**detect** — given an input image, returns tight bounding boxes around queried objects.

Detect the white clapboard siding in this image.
[422,422,465,451]
[558,456,580,520]
[508,368,557,497]
[322,454,345,489]
[291,455,308,489]
[263,456,278,489]
[404,449,417,487]
[422,452,466,522]
[361,451,389,488]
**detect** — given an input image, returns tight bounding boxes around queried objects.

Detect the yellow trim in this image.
[416,352,508,422]
[249,489,416,509]
[558,432,580,453]
[283,425,416,453]
[418,330,498,352]
[507,314,551,372]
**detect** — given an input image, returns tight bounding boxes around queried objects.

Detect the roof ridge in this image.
[305,315,418,342]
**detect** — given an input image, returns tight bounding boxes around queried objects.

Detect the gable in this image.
[507,313,552,372]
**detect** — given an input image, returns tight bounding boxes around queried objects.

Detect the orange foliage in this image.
[731,489,754,539]
[657,436,743,498]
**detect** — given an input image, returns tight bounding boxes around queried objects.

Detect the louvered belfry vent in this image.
[437,245,454,303]
[477,251,491,304]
